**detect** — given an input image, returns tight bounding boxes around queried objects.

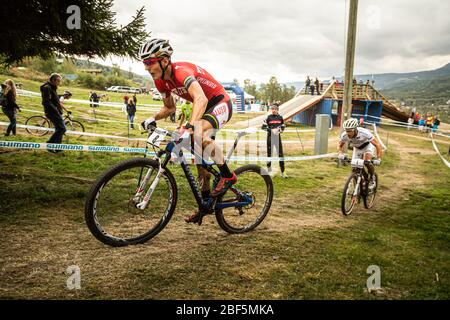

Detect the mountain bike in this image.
[340,157,379,215]
[25,111,85,136]
[84,125,273,247]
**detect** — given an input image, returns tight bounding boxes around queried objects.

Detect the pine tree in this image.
[0,0,150,65]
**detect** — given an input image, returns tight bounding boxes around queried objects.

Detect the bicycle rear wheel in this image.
[84,158,177,247]
[215,164,273,233]
[25,116,50,136]
[341,173,359,215]
[65,119,85,132]
[364,173,378,209]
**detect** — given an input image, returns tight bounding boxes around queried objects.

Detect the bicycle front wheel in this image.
[84,158,177,247]
[65,119,85,132]
[25,116,50,136]
[215,164,273,233]
[341,173,359,215]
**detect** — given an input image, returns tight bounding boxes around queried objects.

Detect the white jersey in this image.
[340,127,374,148]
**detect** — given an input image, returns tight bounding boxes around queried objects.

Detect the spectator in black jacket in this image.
[314,77,320,95]
[126,98,137,129]
[262,104,287,178]
[305,76,311,94]
[40,73,65,151]
[1,79,20,136]
[90,91,99,108]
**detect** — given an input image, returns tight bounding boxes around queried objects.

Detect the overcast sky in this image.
[95,0,450,84]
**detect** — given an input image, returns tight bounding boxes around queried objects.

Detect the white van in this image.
[115,86,132,93]
[106,86,119,92]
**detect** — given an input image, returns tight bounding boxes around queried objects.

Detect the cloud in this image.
[101,0,450,83]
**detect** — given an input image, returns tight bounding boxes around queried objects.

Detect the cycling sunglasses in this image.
[143,58,162,66]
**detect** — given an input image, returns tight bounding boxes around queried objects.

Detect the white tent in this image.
[244,91,255,100]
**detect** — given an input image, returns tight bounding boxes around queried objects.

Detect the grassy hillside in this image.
[383,75,450,106]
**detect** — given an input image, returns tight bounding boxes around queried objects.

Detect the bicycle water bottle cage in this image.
[351,159,365,169]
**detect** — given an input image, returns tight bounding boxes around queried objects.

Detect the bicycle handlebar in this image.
[340,158,380,166]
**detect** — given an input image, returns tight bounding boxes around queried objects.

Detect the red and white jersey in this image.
[154,62,226,102]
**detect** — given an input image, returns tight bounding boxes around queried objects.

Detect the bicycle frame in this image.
[348,159,371,197]
[135,128,254,212]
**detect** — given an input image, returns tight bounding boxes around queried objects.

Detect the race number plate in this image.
[351,159,365,168]
[147,128,168,147]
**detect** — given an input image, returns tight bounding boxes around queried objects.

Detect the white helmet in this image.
[343,118,359,130]
[139,39,173,60]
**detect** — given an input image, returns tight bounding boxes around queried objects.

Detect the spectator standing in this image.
[359,116,365,128]
[426,112,433,132]
[122,96,129,115]
[407,117,414,130]
[305,76,311,94]
[91,91,99,108]
[262,104,287,178]
[89,91,94,108]
[40,73,65,151]
[178,99,193,129]
[1,79,20,136]
[126,98,137,129]
[418,116,425,133]
[314,77,320,95]
[415,112,420,123]
[432,116,440,133]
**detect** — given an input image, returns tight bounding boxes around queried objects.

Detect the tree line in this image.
[241,77,297,104]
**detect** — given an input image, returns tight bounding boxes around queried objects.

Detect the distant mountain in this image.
[353,63,450,90]
[72,58,149,84]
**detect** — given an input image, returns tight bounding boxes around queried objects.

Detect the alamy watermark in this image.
[366,265,381,292]
[66,5,81,30]
[66,265,81,290]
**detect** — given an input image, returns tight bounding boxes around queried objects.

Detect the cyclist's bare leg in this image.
[194,119,232,176]
[193,120,224,163]
[185,120,232,224]
[196,165,211,197]
[363,152,375,178]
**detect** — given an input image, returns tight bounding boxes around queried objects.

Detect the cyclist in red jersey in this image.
[140,38,237,224]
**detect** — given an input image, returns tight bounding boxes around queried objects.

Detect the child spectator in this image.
[418,116,425,133]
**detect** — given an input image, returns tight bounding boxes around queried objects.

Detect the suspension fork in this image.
[135,151,171,210]
[353,174,362,197]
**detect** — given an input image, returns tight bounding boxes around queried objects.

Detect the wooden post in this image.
[341,0,359,128]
